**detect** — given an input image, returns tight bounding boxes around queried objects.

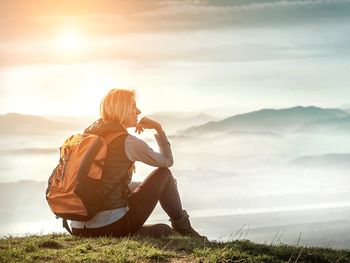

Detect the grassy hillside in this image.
[0,234,349,262]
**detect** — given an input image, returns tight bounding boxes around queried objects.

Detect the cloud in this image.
[1,0,350,40]
[0,0,350,68]
[135,0,350,31]
[1,24,349,69]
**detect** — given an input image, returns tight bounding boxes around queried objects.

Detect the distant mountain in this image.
[180,106,349,135]
[3,108,349,136]
[0,148,57,155]
[297,116,350,134]
[0,113,82,134]
[290,153,350,168]
[148,112,217,134]
[0,113,93,134]
[44,115,97,129]
[0,112,217,135]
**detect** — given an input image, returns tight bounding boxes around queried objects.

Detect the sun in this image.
[62,32,80,50]
[55,30,85,54]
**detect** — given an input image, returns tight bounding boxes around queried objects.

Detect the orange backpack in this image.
[46,131,127,231]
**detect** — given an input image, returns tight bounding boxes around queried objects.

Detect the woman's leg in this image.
[72,168,182,238]
[126,168,183,234]
[72,168,204,238]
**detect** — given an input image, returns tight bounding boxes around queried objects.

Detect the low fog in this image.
[1,109,350,248]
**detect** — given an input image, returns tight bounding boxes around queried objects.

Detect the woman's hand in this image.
[135,117,163,134]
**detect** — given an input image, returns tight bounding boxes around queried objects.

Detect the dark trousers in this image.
[72,168,183,237]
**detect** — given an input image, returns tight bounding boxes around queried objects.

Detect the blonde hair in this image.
[99,89,135,125]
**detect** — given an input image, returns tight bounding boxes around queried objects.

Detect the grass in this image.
[0,233,349,262]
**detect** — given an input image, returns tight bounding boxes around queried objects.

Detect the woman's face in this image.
[125,99,141,127]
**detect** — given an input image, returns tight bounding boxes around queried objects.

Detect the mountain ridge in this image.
[2,107,350,135]
[290,153,350,168]
[180,106,350,135]
[0,113,77,134]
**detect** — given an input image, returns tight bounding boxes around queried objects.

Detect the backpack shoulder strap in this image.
[103,131,128,145]
[62,219,73,235]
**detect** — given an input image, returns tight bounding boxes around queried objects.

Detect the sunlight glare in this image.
[55,31,84,54]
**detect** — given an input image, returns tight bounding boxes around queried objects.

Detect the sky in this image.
[1,0,350,117]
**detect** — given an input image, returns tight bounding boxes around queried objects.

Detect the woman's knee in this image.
[151,168,175,184]
[155,167,173,177]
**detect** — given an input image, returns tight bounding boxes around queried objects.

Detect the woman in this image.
[71,88,204,238]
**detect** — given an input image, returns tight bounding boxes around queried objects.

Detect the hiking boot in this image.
[170,210,207,239]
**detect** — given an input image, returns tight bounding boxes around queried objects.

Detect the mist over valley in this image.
[1,106,350,248]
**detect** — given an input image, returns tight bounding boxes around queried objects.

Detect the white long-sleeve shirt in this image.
[125,131,173,168]
[71,131,173,229]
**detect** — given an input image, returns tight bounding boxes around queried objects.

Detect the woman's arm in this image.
[125,117,174,168]
[135,116,163,134]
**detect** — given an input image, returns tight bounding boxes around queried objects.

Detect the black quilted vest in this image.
[84,119,133,211]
